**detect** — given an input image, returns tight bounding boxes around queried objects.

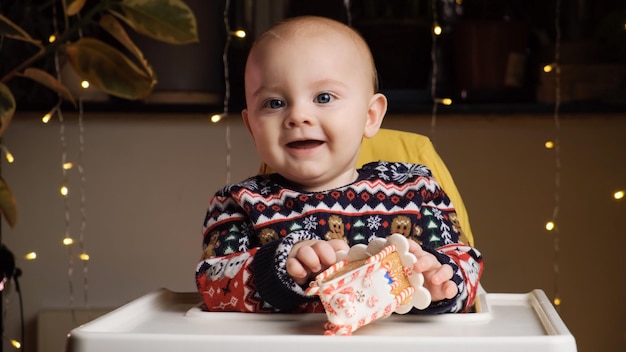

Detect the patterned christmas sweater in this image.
[196,161,483,314]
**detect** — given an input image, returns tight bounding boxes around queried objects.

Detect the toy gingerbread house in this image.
[305,234,431,335]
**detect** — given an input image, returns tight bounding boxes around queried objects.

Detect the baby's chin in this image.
[284,175,328,192]
[274,170,331,192]
[282,170,357,193]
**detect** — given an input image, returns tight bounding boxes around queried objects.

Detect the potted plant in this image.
[0,0,198,229]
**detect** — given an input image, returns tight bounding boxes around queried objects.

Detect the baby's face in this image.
[242,23,384,192]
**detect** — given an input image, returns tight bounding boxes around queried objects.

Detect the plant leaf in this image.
[0,176,17,229]
[0,83,16,137]
[20,68,77,107]
[99,14,155,79]
[117,0,198,44]
[0,14,42,46]
[66,0,87,16]
[65,37,156,100]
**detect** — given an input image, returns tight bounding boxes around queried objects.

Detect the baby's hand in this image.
[286,239,350,286]
[407,240,458,302]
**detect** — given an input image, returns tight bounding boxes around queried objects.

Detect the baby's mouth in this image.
[286,140,324,149]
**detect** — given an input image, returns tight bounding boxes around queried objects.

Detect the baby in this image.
[196,16,483,314]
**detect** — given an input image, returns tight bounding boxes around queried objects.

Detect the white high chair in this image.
[66,130,576,351]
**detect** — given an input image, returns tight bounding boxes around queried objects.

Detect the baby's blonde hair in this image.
[250,16,379,93]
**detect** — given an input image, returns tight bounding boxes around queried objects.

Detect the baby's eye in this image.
[264,99,285,109]
[315,93,333,104]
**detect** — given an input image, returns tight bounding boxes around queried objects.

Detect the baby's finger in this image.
[407,239,424,256]
[286,257,309,285]
[426,280,458,301]
[295,245,322,273]
[413,252,439,273]
[431,264,454,285]
[327,238,350,252]
[312,241,341,267]
[442,280,458,299]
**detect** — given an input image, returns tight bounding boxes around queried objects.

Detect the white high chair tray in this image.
[67,288,576,352]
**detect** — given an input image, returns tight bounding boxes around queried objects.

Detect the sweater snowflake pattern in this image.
[196,161,483,314]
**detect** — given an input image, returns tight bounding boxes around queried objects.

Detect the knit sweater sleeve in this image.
[195,190,270,312]
[417,243,483,314]
[435,243,483,312]
[195,184,323,312]
[409,167,484,314]
[252,230,323,310]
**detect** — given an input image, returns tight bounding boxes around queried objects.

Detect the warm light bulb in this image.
[433,25,442,36]
[81,81,90,89]
[79,253,90,261]
[25,252,37,260]
[210,113,223,123]
[234,30,246,38]
[545,140,554,149]
[543,64,553,73]
[553,297,561,306]
[435,98,452,105]
[42,112,53,123]
[10,339,21,349]
[614,190,624,200]
[545,221,555,231]
[60,185,69,196]
[3,147,15,163]
[63,237,74,246]
[49,34,56,43]
[455,0,463,4]
[63,162,74,170]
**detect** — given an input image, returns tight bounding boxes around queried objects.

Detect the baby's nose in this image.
[284,105,313,127]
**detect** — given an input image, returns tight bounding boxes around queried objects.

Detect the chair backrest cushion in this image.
[356,129,473,246]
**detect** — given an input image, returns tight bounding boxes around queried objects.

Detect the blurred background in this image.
[1,1,625,351]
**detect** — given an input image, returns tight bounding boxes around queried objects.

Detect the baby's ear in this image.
[363,93,387,138]
[241,109,253,136]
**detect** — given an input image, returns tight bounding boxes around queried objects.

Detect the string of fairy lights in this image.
[546,0,563,310]
[2,1,91,348]
[430,0,442,137]
[429,0,454,137]
[344,0,353,26]
[210,0,246,184]
[538,0,621,309]
[51,3,91,322]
